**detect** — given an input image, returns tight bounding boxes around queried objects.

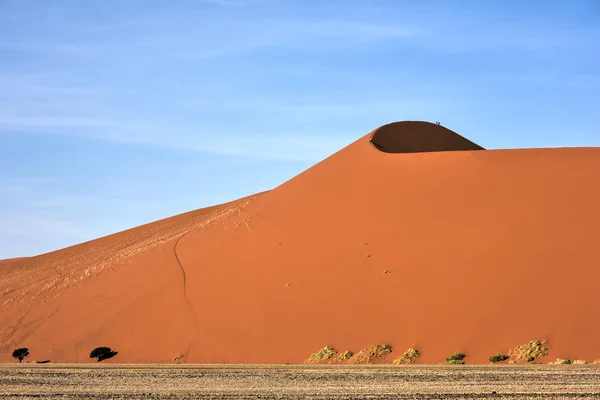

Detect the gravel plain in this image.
[1,364,600,400]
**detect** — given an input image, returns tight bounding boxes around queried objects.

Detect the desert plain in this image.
[2,364,600,399]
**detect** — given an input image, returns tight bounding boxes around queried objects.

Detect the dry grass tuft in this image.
[307,346,337,363]
[572,359,588,364]
[351,344,392,364]
[393,348,420,364]
[507,340,549,363]
[548,358,572,365]
[337,351,353,361]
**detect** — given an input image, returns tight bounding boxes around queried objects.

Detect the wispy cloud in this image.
[0,19,424,62]
[0,70,453,162]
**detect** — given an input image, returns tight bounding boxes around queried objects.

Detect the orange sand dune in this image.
[1,121,599,364]
[0,258,26,265]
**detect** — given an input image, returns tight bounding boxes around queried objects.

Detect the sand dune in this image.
[1,121,599,364]
[0,258,26,265]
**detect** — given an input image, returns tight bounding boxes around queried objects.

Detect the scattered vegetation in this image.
[446,353,466,365]
[508,340,549,363]
[365,254,371,259]
[12,348,29,363]
[173,354,184,362]
[89,347,118,362]
[351,344,392,364]
[489,353,510,363]
[393,348,420,364]
[383,270,391,274]
[337,351,353,361]
[548,358,572,365]
[548,358,587,365]
[308,346,337,363]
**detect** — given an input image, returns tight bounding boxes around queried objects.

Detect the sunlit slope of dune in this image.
[1,121,599,364]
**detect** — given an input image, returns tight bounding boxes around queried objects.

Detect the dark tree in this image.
[89,346,118,362]
[12,348,29,363]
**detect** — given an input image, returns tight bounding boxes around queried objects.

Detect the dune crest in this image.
[369,121,484,153]
[1,121,599,364]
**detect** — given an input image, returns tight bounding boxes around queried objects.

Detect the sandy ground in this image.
[1,121,600,364]
[1,364,600,399]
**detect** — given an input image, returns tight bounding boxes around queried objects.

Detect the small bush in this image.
[308,346,337,363]
[393,348,420,364]
[12,348,29,363]
[489,353,509,363]
[89,346,117,362]
[446,353,466,364]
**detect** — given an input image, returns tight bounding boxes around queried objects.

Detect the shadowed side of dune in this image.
[370,121,485,153]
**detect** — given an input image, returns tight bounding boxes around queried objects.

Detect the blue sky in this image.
[1,0,599,258]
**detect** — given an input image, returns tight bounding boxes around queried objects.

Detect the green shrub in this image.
[446,353,466,364]
[489,353,510,363]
